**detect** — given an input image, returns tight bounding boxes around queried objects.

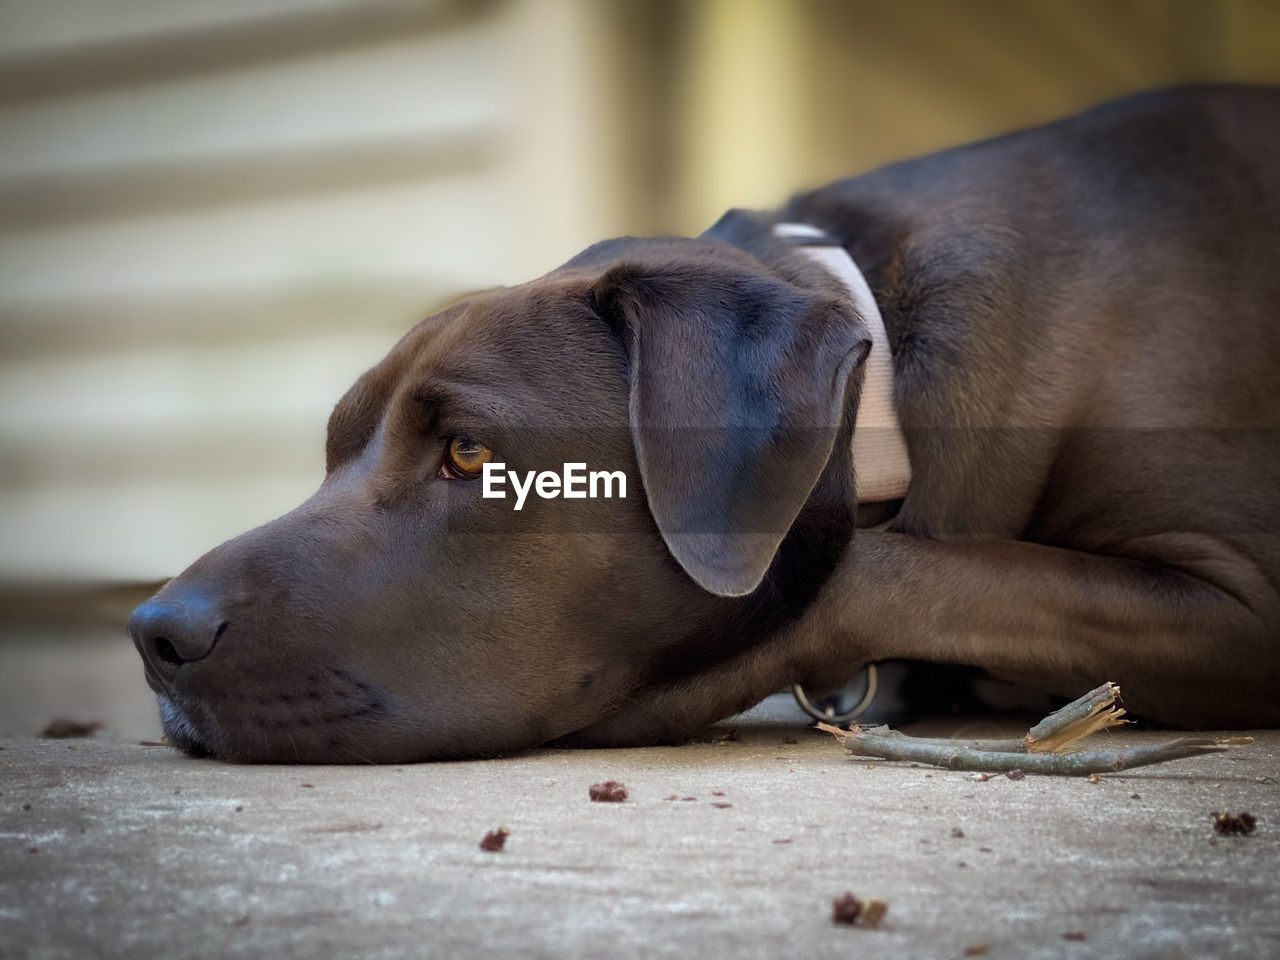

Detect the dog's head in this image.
[128,230,871,762]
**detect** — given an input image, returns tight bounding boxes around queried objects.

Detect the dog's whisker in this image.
[335,735,376,765]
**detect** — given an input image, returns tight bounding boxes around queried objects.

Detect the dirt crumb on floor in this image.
[589,781,628,802]
[831,892,887,928]
[479,827,510,852]
[41,719,102,739]
[1212,810,1257,836]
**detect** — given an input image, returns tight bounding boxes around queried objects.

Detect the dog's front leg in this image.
[820,530,1277,728]
[564,529,1278,746]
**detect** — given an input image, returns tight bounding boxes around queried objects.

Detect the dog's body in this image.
[131,85,1280,762]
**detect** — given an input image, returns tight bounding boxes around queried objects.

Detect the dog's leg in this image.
[565,530,1278,745]
[810,530,1277,723]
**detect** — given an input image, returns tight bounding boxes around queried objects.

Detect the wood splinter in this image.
[818,682,1252,777]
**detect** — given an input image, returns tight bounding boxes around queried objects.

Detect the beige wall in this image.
[1,0,1277,584]
[0,0,629,581]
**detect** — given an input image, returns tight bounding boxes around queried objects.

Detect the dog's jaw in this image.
[156,696,216,759]
[153,659,410,763]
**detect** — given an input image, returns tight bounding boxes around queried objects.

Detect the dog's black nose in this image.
[129,593,228,677]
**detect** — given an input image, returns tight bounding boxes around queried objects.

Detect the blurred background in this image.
[0,0,1278,651]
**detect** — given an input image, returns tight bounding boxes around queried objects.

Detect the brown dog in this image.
[130,85,1280,762]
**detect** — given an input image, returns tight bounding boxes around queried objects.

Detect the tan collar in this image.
[774,223,912,502]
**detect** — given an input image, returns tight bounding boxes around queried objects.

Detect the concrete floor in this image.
[2,630,1278,960]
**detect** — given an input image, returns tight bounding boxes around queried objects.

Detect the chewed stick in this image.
[817,682,1250,776]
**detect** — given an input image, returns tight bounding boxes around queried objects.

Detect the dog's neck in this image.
[774,223,912,503]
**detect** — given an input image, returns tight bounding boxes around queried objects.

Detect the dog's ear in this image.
[593,256,870,597]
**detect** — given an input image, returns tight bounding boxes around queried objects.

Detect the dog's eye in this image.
[442,435,494,479]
